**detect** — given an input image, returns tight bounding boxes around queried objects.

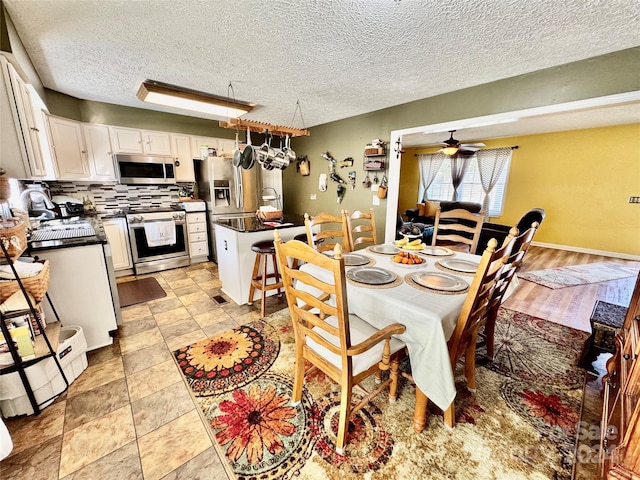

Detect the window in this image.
[423,156,511,217]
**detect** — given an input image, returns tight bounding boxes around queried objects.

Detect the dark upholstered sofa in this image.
[405,200,482,225]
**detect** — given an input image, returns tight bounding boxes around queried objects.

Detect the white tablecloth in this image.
[298,246,486,410]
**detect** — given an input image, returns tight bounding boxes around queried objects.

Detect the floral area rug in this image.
[173,308,588,480]
[518,262,639,289]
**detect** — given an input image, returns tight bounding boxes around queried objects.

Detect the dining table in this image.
[298,242,514,433]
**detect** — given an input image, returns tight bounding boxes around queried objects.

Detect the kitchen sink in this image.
[30,221,96,241]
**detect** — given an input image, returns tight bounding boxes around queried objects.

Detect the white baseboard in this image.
[532,241,640,262]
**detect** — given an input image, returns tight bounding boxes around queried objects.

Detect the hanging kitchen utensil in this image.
[232,131,243,168]
[362,173,371,188]
[285,135,296,162]
[377,175,388,199]
[241,126,255,169]
[373,172,379,184]
[297,156,310,176]
[337,184,346,203]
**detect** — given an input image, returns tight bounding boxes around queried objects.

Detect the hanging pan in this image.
[232,131,243,168]
[241,126,255,169]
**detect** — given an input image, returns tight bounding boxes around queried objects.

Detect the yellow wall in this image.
[399,123,640,255]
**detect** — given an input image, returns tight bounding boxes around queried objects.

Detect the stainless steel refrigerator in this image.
[194,156,263,262]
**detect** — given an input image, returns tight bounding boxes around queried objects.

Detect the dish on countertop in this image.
[436,258,479,274]
[347,266,397,285]
[368,244,400,255]
[411,272,468,292]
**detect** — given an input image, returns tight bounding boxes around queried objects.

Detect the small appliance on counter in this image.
[51,196,84,218]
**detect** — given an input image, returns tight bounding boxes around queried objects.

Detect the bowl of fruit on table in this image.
[392,251,426,267]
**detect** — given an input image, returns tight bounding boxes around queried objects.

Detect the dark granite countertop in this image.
[215,214,305,233]
[28,215,108,252]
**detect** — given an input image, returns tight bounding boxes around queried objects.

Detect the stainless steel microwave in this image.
[115,154,176,185]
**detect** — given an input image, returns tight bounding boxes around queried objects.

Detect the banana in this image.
[395,237,408,246]
[403,243,424,250]
[408,238,422,246]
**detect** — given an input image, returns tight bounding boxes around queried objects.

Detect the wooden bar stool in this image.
[248,239,283,317]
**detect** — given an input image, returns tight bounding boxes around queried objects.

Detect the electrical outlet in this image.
[629,196,640,204]
[310,194,316,200]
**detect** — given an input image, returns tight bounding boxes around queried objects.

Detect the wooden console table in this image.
[599,271,640,479]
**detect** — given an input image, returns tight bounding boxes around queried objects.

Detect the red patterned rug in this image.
[174,308,588,479]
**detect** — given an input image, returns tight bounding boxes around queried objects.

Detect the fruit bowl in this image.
[391,251,426,266]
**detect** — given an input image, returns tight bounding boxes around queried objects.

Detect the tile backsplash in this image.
[25,181,189,214]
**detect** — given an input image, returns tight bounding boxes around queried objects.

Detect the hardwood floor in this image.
[503,245,640,331]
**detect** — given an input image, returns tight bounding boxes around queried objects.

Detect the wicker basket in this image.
[256,210,283,221]
[0,218,27,259]
[0,260,50,304]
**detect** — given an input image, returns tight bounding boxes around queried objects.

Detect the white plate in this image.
[343,253,370,266]
[411,272,468,292]
[437,258,479,274]
[347,266,397,285]
[390,257,427,268]
[420,246,454,256]
[369,244,400,255]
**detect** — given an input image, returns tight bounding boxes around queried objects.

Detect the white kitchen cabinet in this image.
[186,212,209,262]
[110,126,144,154]
[45,114,90,180]
[171,134,195,182]
[0,55,54,179]
[110,126,172,156]
[40,243,118,351]
[142,130,172,155]
[217,138,236,157]
[102,217,132,272]
[82,123,116,181]
[214,224,305,305]
[191,136,219,159]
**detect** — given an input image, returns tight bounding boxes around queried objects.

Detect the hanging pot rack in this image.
[218,118,310,138]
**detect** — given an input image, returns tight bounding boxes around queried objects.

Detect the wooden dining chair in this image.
[482,222,540,361]
[304,211,351,253]
[345,208,377,251]
[273,230,406,454]
[404,236,514,429]
[432,207,484,254]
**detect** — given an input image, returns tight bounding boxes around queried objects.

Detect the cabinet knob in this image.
[30,127,39,132]
[624,353,631,360]
[175,160,181,166]
[81,150,87,154]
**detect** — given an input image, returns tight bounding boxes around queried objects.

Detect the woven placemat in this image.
[404,273,469,295]
[435,261,476,276]
[347,273,403,289]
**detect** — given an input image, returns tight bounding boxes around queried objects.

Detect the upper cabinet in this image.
[191,136,219,159]
[171,134,195,182]
[110,126,172,156]
[45,115,90,179]
[45,115,117,181]
[0,55,54,179]
[82,124,116,181]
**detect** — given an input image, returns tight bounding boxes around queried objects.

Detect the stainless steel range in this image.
[126,209,189,274]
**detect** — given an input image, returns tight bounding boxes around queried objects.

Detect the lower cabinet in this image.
[38,244,119,351]
[102,218,132,272]
[214,224,306,306]
[186,212,209,263]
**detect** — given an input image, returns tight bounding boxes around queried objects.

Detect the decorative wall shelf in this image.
[219,118,310,138]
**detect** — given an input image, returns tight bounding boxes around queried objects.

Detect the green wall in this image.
[285,48,640,254]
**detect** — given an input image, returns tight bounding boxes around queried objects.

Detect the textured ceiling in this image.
[3,0,640,140]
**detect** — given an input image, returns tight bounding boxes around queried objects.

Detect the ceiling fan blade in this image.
[459,142,486,148]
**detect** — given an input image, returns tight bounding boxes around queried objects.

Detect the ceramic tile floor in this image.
[1,261,288,480]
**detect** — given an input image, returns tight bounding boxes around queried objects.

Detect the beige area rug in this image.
[173,308,588,480]
[518,262,639,289]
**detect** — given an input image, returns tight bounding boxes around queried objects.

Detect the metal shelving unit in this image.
[0,241,67,416]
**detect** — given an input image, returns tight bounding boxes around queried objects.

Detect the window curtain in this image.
[449,155,471,201]
[417,153,445,202]
[476,147,512,218]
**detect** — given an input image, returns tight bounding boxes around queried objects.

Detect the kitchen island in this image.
[27,215,121,351]
[214,214,306,306]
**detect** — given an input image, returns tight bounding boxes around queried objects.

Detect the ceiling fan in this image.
[437,130,486,155]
